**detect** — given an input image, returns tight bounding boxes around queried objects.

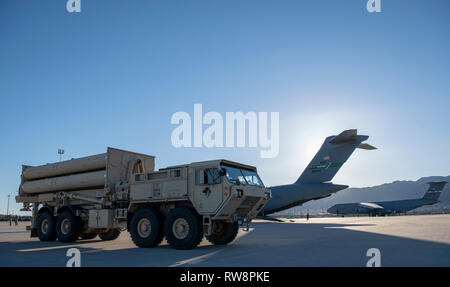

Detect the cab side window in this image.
[195,168,221,185]
[195,169,201,185]
[205,168,221,185]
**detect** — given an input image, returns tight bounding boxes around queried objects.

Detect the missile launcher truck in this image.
[16,148,271,249]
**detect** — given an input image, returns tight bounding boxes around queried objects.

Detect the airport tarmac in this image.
[1,214,449,267]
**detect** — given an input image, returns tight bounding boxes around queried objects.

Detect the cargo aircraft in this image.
[327,181,447,216]
[258,129,376,217]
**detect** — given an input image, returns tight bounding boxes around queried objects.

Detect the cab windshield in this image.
[220,164,264,187]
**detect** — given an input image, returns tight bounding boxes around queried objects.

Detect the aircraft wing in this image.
[358,202,384,210]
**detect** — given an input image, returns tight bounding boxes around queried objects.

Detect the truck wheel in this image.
[164,207,203,250]
[80,233,97,240]
[36,211,57,241]
[206,221,239,245]
[129,207,164,248]
[99,229,120,241]
[56,210,81,242]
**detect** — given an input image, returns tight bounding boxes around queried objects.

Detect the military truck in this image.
[16,148,270,249]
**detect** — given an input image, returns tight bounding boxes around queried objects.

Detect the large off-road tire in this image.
[206,221,239,245]
[80,233,98,240]
[99,229,121,241]
[129,207,164,248]
[164,207,203,250]
[36,211,57,241]
[56,210,81,243]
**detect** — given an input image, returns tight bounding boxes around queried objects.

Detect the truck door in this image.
[191,167,224,214]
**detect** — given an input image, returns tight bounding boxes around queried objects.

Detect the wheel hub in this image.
[137,218,151,238]
[61,218,71,235]
[212,221,225,235]
[173,218,189,239]
[41,218,49,234]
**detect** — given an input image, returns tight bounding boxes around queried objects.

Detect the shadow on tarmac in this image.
[1,221,449,266]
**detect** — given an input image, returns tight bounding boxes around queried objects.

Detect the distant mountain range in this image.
[283,176,450,214]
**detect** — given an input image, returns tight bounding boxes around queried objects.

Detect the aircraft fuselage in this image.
[327,198,439,215]
[260,183,349,215]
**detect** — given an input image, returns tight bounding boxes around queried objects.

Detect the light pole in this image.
[7,194,10,216]
[58,149,65,162]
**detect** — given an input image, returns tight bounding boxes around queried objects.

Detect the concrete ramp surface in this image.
[1,214,449,267]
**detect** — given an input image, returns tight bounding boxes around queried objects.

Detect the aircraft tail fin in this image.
[295,129,376,184]
[422,181,447,201]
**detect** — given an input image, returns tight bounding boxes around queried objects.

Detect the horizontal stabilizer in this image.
[329,129,357,144]
[357,143,377,150]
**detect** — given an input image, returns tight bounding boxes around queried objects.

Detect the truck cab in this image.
[188,160,269,220]
[128,159,270,248]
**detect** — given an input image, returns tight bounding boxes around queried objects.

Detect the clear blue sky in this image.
[1,0,449,214]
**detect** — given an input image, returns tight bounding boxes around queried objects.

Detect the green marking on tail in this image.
[309,162,344,170]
